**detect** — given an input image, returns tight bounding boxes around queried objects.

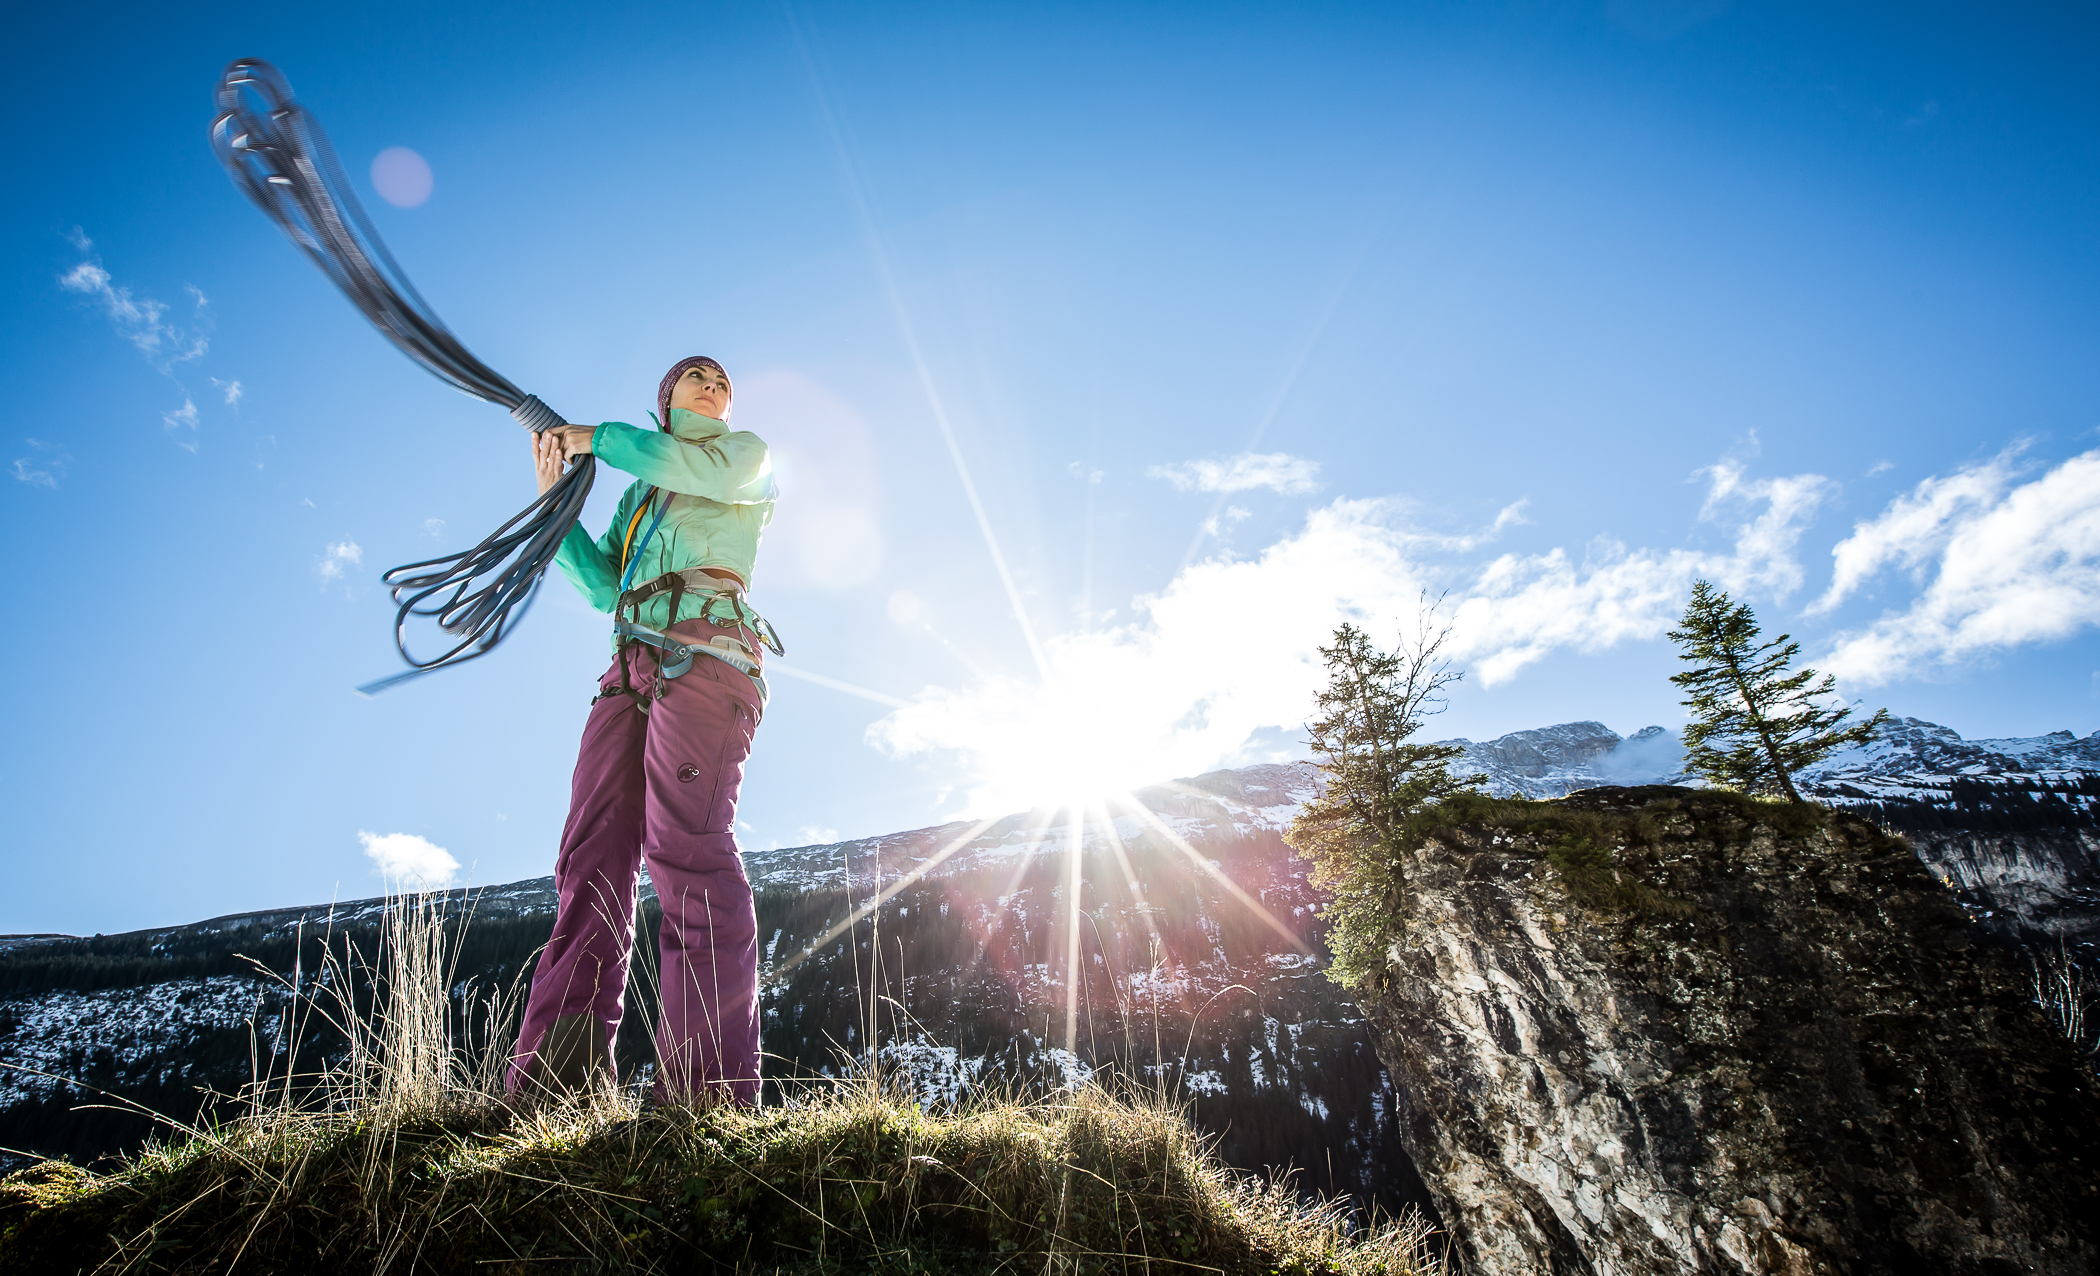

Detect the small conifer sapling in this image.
[1667,579,1887,801]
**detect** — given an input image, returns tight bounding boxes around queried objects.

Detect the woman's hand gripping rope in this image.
[531,427,595,495]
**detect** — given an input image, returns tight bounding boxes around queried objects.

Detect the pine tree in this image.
[1667,579,1887,801]
[1287,613,1484,986]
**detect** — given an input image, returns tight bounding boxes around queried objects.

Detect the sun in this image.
[958,699,1163,815]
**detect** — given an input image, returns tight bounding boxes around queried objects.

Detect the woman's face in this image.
[669,364,731,419]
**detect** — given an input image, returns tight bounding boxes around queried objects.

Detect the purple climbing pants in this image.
[509,618,764,1104]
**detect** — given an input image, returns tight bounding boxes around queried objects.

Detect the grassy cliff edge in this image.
[1,1082,1436,1274]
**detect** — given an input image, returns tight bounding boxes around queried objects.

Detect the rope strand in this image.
[209,58,592,692]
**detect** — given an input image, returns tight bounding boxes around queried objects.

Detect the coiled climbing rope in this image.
[209,58,591,693]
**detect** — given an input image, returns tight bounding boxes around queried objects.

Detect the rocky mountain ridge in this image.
[10,712,2084,948]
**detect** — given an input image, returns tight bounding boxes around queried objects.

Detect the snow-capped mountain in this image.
[1435,721,1694,797]
[1798,715,2100,804]
[740,762,1321,895]
[1438,713,2100,819]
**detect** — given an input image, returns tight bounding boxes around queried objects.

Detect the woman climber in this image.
[508,355,780,1106]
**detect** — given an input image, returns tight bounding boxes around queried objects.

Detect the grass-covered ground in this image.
[0,1081,1438,1274]
[1,886,1434,1272]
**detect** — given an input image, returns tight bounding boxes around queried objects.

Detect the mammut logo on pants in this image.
[676,763,703,783]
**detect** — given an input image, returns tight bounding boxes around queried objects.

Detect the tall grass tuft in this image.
[1,887,1442,1274]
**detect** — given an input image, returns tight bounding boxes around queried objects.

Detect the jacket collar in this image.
[666,407,727,441]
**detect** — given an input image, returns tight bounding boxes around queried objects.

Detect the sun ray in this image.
[1109,796,1314,956]
[783,3,1053,685]
[1063,804,1085,1058]
[1087,798,1167,956]
[1176,221,1381,572]
[772,815,1003,977]
[767,661,910,708]
[986,806,1068,933]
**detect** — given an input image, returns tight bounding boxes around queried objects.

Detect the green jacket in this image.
[553,408,777,631]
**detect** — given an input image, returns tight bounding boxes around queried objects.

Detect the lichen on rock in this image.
[1358,786,2100,1275]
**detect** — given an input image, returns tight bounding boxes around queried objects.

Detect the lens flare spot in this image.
[371,146,433,208]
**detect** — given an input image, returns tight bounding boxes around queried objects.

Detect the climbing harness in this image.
[209,59,592,693]
[593,568,786,717]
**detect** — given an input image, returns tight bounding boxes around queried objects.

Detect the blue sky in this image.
[5,1,2098,934]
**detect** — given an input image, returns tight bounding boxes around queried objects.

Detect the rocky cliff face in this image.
[1901,828,2100,951]
[1799,715,2100,953]
[1362,786,2100,1276]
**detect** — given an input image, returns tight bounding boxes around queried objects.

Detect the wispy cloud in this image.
[57,230,235,451]
[1198,505,1251,537]
[11,440,69,489]
[317,539,364,583]
[1440,463,1827,684]
[869,460,1829,812]
[58,260,209,371]
[358,830,459,889]
[1818,448,2100,684]
[1695,460,1836,598]
[1809,446,2023,615]
[1148,452,1323,496]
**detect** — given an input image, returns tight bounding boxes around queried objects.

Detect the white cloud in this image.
[1809,447,2022,615]
[421,518,446,537]
[11,440,68,489]
[1148,452,1322,496]
[57,236,221,450]
[317,540,364,583]
[869,462,1829,812]
[1818,449,2100,684]
[359,831,459,889]
[1440,465,1827,685]
[796,826,841,845]
[1697,460,1836,597]
[58,260,208,371]
[212,377,243,408]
